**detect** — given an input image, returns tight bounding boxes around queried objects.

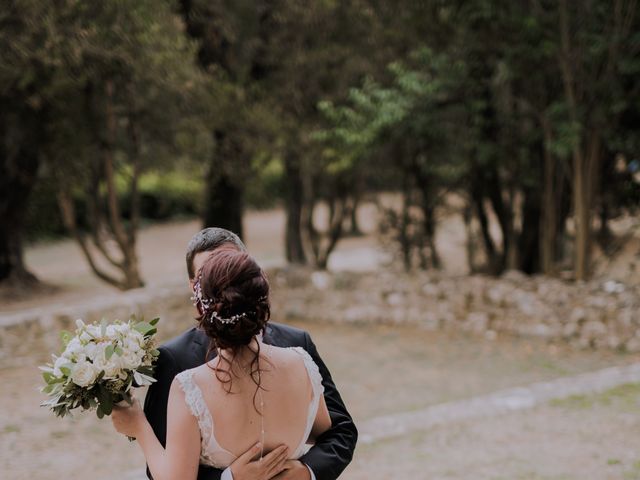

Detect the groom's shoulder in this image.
[160,327,204,353]
[268,321,311,345]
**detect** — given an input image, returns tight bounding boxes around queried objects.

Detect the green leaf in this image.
[105,345,115,360]
[96,406,104,419]
[42,371,55,384]
[42,384,55,394]
[60,330,73,347]
[97,384,113,415]
[149,317,160,326]
[133,322,155,335]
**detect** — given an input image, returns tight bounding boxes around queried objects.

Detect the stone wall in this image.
[2,268,638,358]
[268,267,640,352]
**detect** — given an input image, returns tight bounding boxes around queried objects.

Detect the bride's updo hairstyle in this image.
[196,248,270,349]
[193,248,271,401]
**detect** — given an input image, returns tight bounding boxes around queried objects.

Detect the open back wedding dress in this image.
[174,346,324,469]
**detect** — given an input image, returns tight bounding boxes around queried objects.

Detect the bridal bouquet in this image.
[40,316,160,419]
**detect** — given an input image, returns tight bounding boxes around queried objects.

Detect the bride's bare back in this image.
[188,343,330,460]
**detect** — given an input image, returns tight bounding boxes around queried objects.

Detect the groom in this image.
[144,228,357,480]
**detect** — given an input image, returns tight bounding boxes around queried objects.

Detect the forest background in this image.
[2,0,639,292]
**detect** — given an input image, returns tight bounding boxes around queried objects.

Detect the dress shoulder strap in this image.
[290,346,325,398]
[289,346,325,458]
[174,369,214,442]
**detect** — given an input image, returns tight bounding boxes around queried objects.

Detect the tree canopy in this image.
[1,0,638,288]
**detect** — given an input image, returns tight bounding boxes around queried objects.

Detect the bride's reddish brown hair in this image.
[196,248,271,403]
[197,249,270,347]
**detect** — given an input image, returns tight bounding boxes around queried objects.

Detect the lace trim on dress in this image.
[289,346,325,458]
[175,369,236,468]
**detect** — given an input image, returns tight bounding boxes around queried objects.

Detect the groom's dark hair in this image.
[186,227,247,279]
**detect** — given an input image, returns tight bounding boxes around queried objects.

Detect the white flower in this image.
[106,325,117,338]
[116,323,131,334]
[82,341,101,361]
[92,344,121,379]
[123,338,142,355]
[118,350,142,370]
[53,356,68,378]
[70,359,98,387]
[63,338,85,361]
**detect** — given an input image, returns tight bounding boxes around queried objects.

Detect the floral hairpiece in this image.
[191,276,268,326]
[190,276,214,312]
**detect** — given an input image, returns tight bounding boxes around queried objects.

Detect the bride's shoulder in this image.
[173,364,207,386]
[268,345,311,369]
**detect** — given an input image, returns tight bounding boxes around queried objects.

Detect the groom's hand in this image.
[230,443,289,480]
[269,460,311,480]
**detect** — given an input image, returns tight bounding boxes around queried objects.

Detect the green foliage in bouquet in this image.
[40,316,160,419]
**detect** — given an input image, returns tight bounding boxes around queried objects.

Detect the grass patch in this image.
[550,383,640,410]
[2,425,20,434]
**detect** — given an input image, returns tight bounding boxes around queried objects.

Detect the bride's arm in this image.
[309,394,331,442]
[112,380,200,480]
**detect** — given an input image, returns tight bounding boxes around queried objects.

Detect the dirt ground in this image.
[2,307,639,480]
[349,384,640,480]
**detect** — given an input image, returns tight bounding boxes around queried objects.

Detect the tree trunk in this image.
[485,166,512,272]
[469,161,501,274]
[463,203,476,273]
[400,171,412,272]
[424,203,441,269]
[55,81,144,290]
[347,195,362,236]
[283,150,307,264]
[203,130,244,238]
[519,184,541,274]
[413,164,441,270]
[0,105,42,286]
[540,118,557,275]
[573,151,589,280]
[572,133,600,281]
[309,195,349,270]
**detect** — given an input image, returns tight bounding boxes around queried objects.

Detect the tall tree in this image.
[17,0,206,290]
[0,0,57,286]
[178,0,275,239]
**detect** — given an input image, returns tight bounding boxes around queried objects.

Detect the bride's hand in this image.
[111,398,145,438]
[230,443,289,480]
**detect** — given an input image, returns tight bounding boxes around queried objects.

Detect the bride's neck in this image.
[217,336,265,369]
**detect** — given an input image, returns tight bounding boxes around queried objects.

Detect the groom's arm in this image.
[144,345,225,480]
[298,332,357,480]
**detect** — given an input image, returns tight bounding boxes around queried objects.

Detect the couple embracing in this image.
[111,228,357,480]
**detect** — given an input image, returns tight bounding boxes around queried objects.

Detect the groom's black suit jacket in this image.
[143,322,357,480]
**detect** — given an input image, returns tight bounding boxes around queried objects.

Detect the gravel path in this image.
[359,362,640,444]
[348,387,640,480]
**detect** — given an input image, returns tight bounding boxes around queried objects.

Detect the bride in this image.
[111,248,331,480]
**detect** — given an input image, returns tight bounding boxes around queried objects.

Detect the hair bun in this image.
[195,249,270,350]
